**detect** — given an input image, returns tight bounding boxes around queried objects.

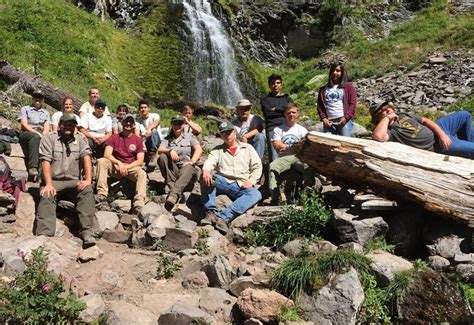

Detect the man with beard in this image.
[36,114,96,248]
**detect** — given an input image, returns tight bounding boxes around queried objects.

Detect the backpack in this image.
[0,156,27,209]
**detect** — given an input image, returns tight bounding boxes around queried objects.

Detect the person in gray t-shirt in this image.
[17,90,51,178]
[157,115,202,211]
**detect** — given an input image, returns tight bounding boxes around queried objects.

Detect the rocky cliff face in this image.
[74,0,148,27]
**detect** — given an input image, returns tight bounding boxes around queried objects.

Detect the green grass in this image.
[364,237,396,254]
[0,0,183,109]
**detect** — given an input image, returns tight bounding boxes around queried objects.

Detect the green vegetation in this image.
[245,189,331,248]
[156,253,182,279]
[195,239,210,256]
[364,237,396,254]
[459,281,474,309]
[279,305,301,322]
[0,0,183,109]
[0,248,86,323]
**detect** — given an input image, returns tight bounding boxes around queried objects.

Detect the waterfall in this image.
[179,0,243,107]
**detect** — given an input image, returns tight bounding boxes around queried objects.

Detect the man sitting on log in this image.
[200,121,262,234]
[269,103,315,205]
[371,100,474,159]
[36,114,96,248]
[18,89,50,178]
[95,114,147,214]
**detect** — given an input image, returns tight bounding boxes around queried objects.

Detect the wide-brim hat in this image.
[236,99,252,108]
[32,89,44,99]
[59,114,77,124]
[370,99,392,116]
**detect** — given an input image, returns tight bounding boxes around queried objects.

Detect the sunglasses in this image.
[220,130,233,136]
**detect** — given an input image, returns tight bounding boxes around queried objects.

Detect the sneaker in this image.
[200,210,219,226]
[28,168,38,177]
[81,231,96,249]
[215,217,229,235]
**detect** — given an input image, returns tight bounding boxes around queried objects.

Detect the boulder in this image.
[366,250,413,287]
[426,235,463,259]
[158,302,215,325]
[107,300,156,325]
[78,246,103,263]
[332,209,388,246]
[163,228,198,253]
[182,271,209,289]
[174,214,197,231]
[199,287,236,323]
[102,229,131,243]
[455,263,473,283]
[299,268,364,325]
[142,293,200,317]
[94,211,119,232]
[79,294,105,323]
[427,255,450,271]
[397,270,471,324]
[110,199,131,213]
[229,275,269,297]
[138,202,170,226]
[146,214,173,239]
[205,229,230,255]
[337,242,364,253]
[201,255,234,290]
[236,288,293,323]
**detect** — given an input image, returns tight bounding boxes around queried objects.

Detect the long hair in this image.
[327,62,349,87]
[62,96,74,112]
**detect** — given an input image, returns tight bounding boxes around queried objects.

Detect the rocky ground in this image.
[0,140,472,324]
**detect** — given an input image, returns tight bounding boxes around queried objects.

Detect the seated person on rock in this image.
[18,89,51,178]
[200,121,262,234]
[36,114,96,248]
[136,99,162,168]
[371,99,474,159]
[78,99,113,159]
[79,87,110,118]
[270,103,314,205]
[157,115,202,211]
[181,104,202,137]
[112,104,129,135]
[231,99,266,160]
[50,97,81,132]
[95,114,147,214]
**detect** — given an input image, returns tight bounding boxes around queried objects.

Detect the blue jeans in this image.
[323,118,353,137]
[436,111,474,159]
[201,174,262,222]
[145,129,161,153]
[249,132,266,160]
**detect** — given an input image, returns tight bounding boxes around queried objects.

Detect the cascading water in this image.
[179,0,243,107]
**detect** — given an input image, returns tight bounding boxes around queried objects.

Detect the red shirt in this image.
[106,133,144,164]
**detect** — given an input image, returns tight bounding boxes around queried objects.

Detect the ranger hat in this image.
[32,89,44,99]
[122,113,136,122]
[94,99,107,108]
[236,99,252,108]
[218,120,234,134]
[59,114,78,124]
[171,115,185,123]
[370,99,392,116]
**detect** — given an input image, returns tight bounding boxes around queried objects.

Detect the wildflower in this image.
[17,249,27,258]
[42,283,51,292]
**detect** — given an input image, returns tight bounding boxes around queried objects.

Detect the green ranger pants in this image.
[269,154,315,199]
[36,180,95,236]
[19,131,41,170]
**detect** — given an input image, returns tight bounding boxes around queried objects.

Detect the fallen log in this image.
[151,96,225,117]
[294,132,474,227]
[0,60,84,112]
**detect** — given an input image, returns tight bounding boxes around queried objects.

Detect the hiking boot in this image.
[95,194,108,203]
[200,210,219,226]
[130,205,143,215]
[81,231,96,249]
[28,168,38,177]
[215,217,229,235]
[164,194,179,212]
[148,152,158,168]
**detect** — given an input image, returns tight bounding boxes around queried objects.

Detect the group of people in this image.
[17,62,474,247]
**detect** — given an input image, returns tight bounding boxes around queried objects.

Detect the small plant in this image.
[246,189,331,248]
[156,253,182,279]
[279,305,301,322]
[195,239,210,257]
[0,248,86,323]
[151,238,164,251]
[197,228,209,239]
[364,237,396,254]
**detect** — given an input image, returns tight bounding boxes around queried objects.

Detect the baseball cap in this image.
[95,99,107,108]
[218,121,234,134]
[59,114,78,124]
[32,89,44,99]
[171,115,185,123]
[122,113,136,122]
[370,99,391,116]
[236,99,252,108]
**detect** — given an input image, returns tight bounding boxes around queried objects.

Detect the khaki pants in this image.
[36,180,95,236]
[157,153,198,198]
[96,158,147,207]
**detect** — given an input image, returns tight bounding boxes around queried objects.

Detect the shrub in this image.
[195,240,210,257]
[246,189,331,248]
[364,237,396,254]
[156,253,182,279]
[0,248,86,323]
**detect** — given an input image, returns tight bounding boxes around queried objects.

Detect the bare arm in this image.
[103,145,121,165]
[125,152,145,169]
[189,143,202,164]
[20,118,42,136]
[372,115,395,142]
[272,139,289,152]
[40,160,56,197]
[42,122,50,135]
[98,131,112,143]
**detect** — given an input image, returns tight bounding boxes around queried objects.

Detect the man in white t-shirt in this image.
[136,99,161,168]
[79,87,110,118]
[269,103,314,205]
[231,99,266,159]
[78,99,113,158]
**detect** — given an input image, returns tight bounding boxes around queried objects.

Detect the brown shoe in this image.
[164,194,179,212]
[82,231,96,249]
[215,217,229,235]
[200,210,219,226]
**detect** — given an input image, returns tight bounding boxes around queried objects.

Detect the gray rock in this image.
[428,56,447,64]
[332,208,388,246]
[206,229,229,256]
[237,288,294,323]
[110,199,131,213]
[426,235,463,259]
[366,251,413,287]
[199,287,236,323]
[102,229,131,243]
[78,246,103,263]
[146,214,173,239]
[95,211,119,232]
[229,276,268,297]
[182,271,209,289]
[385,208,425,258]
[158,301,214,325]
[138,202,169,226]
[455,263,473,283]
[107,300,156,325]
[338,242,364,253]
[454,253,472,263]
[4,255,25,275]
[164,228,198,253]
[142,292,200,317]
[79,294,105,323]
[174,214,197,231]
[201,255,234,290]
[300,268,364,325]
[282,239,336,257]
[427,255,450,271]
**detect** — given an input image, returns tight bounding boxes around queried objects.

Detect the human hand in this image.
[438,134,452,150]
[183,116,190,124]
[169,150,180,162]
[40,184,56,198]
[76,180,91,192]
[202,170,213,187]
[241,180,253,189]
[339,117,347,126]
[323,118,332,128]
[182,160,194,167]
[240,136,248,143]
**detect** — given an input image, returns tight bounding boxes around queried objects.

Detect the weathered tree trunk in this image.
[151,96,225,117]
[294,132,474,227]
[0,60,84,113]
